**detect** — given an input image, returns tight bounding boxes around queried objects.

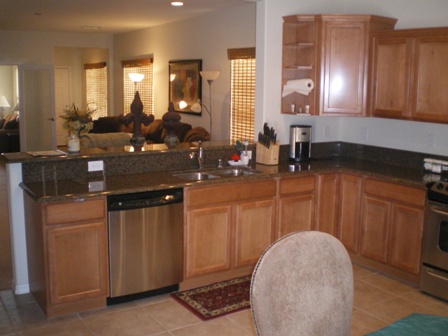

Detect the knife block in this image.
[256,142,279,165]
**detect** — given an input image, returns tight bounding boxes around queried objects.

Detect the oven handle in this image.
[426,268,448,282]
[430,207,448,216]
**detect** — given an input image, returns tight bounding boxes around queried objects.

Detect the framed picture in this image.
[169,59,202,114]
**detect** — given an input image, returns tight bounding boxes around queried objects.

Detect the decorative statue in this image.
[119,91,154,146]
[162,102,181,148]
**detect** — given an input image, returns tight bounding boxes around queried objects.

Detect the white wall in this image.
[257,0,448,156]
[113,3,256,141]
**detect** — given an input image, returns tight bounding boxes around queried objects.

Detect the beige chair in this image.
[250,231,353,336]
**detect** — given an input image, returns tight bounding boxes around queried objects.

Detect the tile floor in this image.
[1,264,448,336]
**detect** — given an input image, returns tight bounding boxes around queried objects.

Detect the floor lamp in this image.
[191,71,220,140]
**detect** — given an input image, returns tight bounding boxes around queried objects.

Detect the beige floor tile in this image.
[142,299,202,331]
[84,307,166,336]
[353,279,398,310]
[352,264,377,280]
[79,301,138,320]
[135,294,172,307]
[362,296,444,324]
[17,320,94,336]
[350,308,389,336]
[402,290,448,315]
[6,302,79,332]
[225,309,256,335]
[170,317,252,336]
[359,273,416,296]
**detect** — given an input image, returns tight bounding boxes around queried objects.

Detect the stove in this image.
[421,180,448,301]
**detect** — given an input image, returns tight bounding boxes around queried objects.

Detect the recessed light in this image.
[171,1,184,6]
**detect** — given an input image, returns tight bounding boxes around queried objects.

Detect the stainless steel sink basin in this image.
[173,172,220,181]
[210,168,261,177]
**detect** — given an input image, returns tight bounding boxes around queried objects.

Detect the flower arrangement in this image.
[60,103,95,135]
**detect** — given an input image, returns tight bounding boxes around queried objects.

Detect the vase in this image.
[67,133,80,153]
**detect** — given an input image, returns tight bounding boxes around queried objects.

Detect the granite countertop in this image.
[21,157,428,202]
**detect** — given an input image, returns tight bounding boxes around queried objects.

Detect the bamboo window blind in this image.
[228,48,256,144]
[84,62,107,120]
[121,57,154,115]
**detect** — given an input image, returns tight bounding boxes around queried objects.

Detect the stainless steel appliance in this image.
[421,181,448,301]
[107,188,183,303]
[289,125,312,162]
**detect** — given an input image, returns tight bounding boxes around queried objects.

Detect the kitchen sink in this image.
[209,168,261,177]
[173,168,261,181]
[173,172,220,181]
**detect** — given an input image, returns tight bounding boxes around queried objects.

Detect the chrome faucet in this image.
[190,140,204,169]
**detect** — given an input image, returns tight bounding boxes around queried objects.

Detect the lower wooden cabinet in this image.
[338,173,363,253]
[24,194,108,317]
[360,178,425,276]
[316,173,339,236]
[277,175,316,238]
[183,180,276,288]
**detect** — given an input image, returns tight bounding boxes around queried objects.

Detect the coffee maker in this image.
[289,125,312,162]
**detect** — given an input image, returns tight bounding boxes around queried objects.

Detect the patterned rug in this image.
[171,276,251,320]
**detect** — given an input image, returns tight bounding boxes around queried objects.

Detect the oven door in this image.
[422,202,448,270]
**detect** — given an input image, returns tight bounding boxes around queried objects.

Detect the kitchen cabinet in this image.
[360,178,425,275]
[24,194,108,318]
[316,173,339,235]
[370,27,448,123]
[281,14,396,116]
[337,173,363,253]
[183,179,276,288]
[277,175,316,238]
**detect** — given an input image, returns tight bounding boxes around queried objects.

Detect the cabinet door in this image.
[234,199,276,268]
[338,174,362,252]
[321,21,367,115]
[412,35,448,122]
[46,221,108,305]
[316,173,339,236]
[370,36,412,118]
[388,204,424,275]
[185,206,232,278]
[278,194,315,238]
[360,196,390,263]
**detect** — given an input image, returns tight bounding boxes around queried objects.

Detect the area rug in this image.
[366,313,448,335]
[171,276,251,320]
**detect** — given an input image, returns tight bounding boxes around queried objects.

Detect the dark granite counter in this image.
[4,141,437,202]
[20,156,428,202]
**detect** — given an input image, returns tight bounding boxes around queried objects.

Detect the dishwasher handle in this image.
[107,188,183,211]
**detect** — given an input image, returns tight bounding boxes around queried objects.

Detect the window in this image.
[121,57,154,115]
[228,47,256,144]
[84,62,108,120]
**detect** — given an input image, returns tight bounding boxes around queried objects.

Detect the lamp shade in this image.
[0,96,10,108]
[200,71,220,81]
[190,100,202,113]
[128,73,145,82]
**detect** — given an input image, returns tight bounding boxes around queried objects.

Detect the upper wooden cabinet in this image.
[282,14,396,116]
[370,27,448,123]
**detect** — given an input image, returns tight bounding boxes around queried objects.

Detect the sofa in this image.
[90,116,210,143]
[0,114,20,153]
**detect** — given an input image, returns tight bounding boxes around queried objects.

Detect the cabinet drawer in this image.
[45,198,106,225]
[186,179,276,207]
[364,178,425,207]
[279,175,316,195]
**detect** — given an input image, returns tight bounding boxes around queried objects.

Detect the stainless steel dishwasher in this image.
[107,188,183,304]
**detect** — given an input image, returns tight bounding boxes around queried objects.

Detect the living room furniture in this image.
[91,116,210,143]
[0,113,20,153]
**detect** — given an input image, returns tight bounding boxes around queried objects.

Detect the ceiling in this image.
[0,0,255,34]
